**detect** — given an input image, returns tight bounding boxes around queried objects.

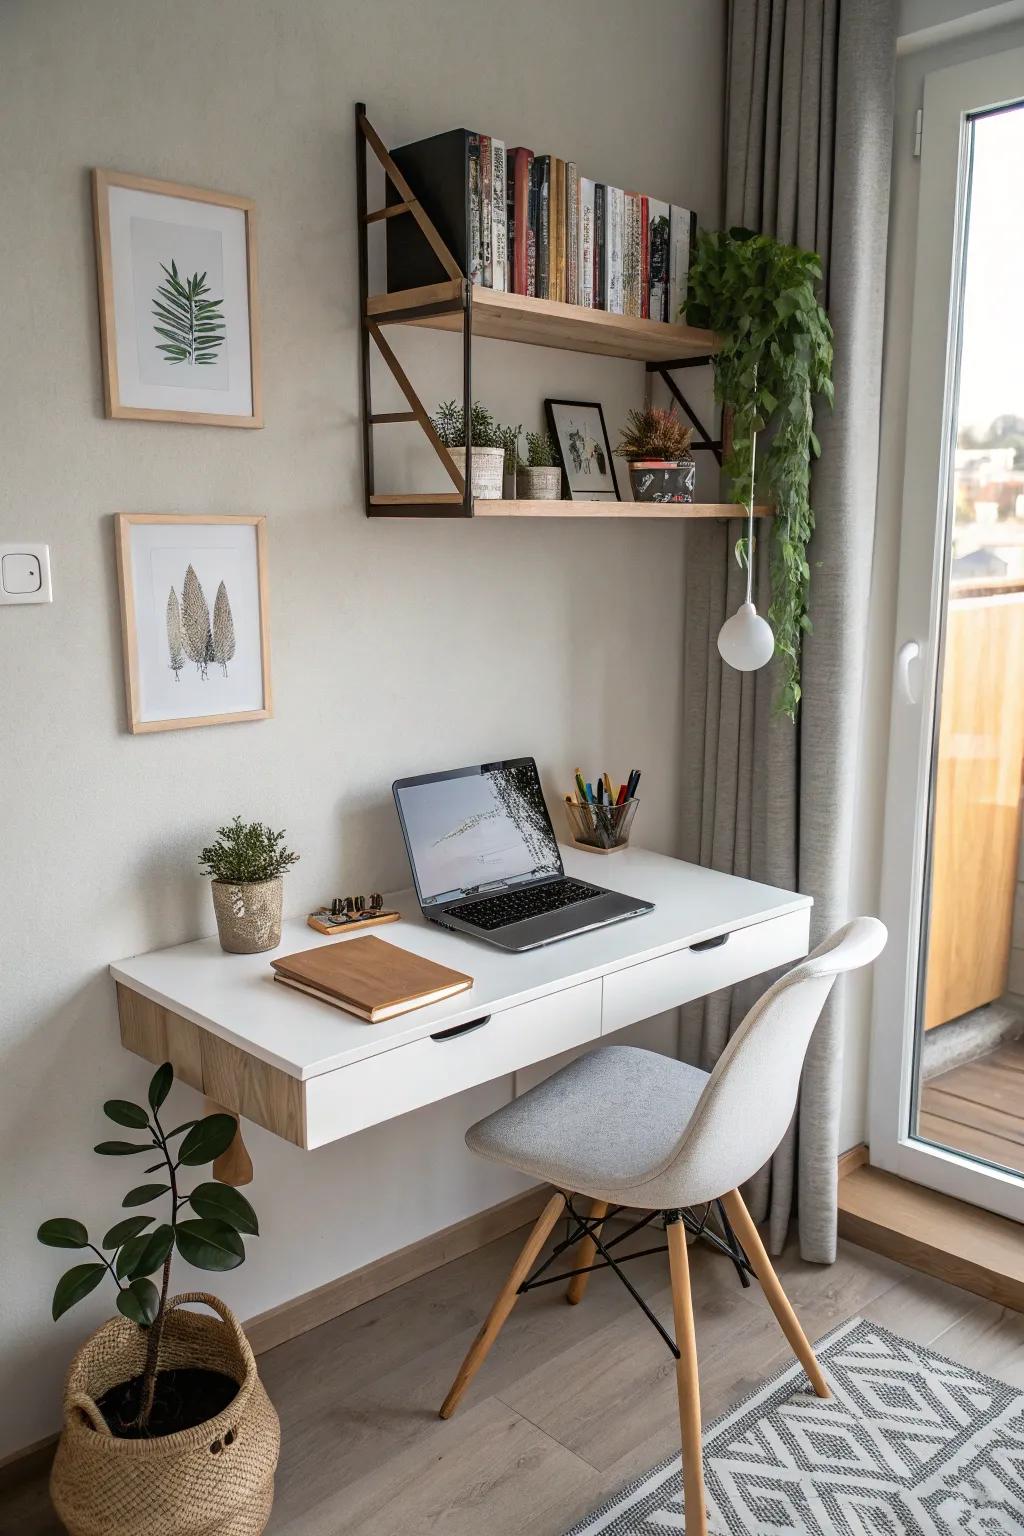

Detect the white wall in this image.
[840,12,1024,1151]
[0,0,724,1458]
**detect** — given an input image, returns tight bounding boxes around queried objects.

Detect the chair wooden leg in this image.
[439,1191,566,1420]
[666,1217,708,1536]
[720,1188,830,1398]
[566,1199,608,1305]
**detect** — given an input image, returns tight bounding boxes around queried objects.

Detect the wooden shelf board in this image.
[474,499,770,520]
[372,286,717,364]
[838,1163,1024,1312]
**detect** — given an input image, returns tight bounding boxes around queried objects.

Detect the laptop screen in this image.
[394,759,562,905]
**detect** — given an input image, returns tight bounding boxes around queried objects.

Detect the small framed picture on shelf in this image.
[544,399,620,502]
[92,169,261,427]
[114,514,272,734]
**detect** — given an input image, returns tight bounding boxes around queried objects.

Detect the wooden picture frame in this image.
[92,170,262,427]
[115,514,272,733]
[544,399,620,501]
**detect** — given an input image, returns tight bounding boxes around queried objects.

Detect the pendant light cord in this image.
[745,427,757,606]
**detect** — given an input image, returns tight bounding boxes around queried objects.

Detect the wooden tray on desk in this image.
[307,910,400,936]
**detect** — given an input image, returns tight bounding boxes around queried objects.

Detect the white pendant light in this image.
[717,420,775,673]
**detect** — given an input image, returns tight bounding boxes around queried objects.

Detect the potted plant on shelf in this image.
[685,226,834,720]
[40,1062,279,1535]
[516,430,562,501]
[614,405,696,503]
[199,816,299,954]
[431,400,506,500]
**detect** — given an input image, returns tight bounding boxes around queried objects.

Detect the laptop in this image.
[392,758,654,952]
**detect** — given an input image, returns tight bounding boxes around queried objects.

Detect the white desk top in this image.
[110,847,812,1082]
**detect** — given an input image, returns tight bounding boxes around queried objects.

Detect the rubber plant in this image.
[685,227,834,719]
[38,1061,258,1430]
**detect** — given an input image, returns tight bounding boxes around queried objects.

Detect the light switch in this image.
[0,544,52,605]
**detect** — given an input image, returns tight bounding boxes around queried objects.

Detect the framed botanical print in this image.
[92,170,262,427]
[544,399,620,501]
[115,514,272,733]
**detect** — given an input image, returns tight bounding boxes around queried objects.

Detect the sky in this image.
[957,103,1024,434]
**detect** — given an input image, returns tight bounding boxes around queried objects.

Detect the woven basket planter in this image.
[51,1293,279,1536]
[211,878,283,954]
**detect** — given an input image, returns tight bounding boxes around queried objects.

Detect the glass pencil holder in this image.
[564,797,639,854]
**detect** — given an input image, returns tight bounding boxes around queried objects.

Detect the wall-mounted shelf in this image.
[369,495,769,520]
[367,282,717,365]
[356,103,745,520]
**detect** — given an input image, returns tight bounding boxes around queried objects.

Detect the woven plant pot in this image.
[51,1293,280,1536]
[211,878,282,954]
[447,445,505,500]
[516,466,562,500]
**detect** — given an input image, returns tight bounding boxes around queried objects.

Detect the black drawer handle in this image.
[689,933,730,952]
[430,1015,491,1042]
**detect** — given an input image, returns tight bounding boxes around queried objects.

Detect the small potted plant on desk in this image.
[40,1062,279,1535]
[431,400,506,500]
[516,429,562,501]
[199,816,299,954]
[615,405,696,503]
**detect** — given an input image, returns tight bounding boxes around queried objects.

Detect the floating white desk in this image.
[110,848,812,1152]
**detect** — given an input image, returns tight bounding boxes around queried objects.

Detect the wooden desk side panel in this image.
[116,983,306,1148]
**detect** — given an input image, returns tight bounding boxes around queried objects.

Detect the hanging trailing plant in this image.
[686,227,834,719]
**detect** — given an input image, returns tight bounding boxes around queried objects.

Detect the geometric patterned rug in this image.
[564,1318,1024,1534]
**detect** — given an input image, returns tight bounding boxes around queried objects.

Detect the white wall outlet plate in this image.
[0,544,52,604]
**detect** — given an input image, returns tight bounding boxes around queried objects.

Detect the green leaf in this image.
[188,1182,259,1236]
[52,1263,106,1321]
[175,1218,245,1271]
[94,1140,151,1156]
[178,1115,237,1167]
[38,1218,89,1249]
[148,1062,173,1111]
[102,1215,154,1249]
[103,1100,150,1129]
[143,1160,166,1174]
[116,1277,160,1327]
[116,1224,173,1280]
[163,1122,197,1140]
[123,1183,171,1207]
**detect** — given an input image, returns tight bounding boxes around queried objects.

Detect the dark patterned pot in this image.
[628,459,696,503]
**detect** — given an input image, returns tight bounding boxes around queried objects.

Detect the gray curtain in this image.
[679,0,896,1262]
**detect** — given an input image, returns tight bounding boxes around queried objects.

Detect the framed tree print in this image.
[115,514,272,733]
[93,170,262,427]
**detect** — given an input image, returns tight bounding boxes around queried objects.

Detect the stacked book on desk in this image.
[271,935,472,1023]
[386,127,696,321]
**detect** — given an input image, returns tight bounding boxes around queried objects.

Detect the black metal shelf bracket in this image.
[646,357,723,465]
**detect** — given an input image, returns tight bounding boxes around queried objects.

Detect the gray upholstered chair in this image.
[439,917,887,1536]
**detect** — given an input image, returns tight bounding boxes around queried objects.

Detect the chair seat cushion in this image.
[466,1045,709,1201]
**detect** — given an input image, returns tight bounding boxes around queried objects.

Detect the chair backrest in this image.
[670,917,887,1204]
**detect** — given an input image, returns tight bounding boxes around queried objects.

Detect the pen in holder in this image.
[564,796,639,854]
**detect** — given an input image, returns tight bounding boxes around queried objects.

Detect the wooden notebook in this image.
[270,935,473,1023]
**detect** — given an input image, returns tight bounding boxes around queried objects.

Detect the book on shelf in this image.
[490,137,507,293]
[565,161,579,305]
[579,177,596,308]
[534,154,551,299]
[385,127,485,292]
[639,194,650,318]
[550,157,566,302]
[669,205,698,325]
[605,186,625,314]
[271,934,473,1024]
[480,134,493,288]
[648,198,670,322]
[622,191,642,318]
[593,183,606,310]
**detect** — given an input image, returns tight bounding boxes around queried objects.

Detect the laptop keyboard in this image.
[453,878,604,932]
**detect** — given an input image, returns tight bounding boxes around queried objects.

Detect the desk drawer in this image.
[304,978,602,1148]
[601,909,810,1035]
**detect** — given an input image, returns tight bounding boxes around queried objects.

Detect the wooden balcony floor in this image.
[920,1039,1024,1176]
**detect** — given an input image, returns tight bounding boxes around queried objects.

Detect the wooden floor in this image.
[921,1038,1024,1175]
[7,1216,1024,1535]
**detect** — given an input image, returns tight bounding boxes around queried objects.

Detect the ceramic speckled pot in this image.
[628,459,696,503]
[211,879,283,954]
